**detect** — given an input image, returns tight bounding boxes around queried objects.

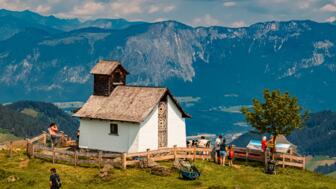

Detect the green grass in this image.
[0,150,335,189]
[0,133,19,143]
[20,108,39,118]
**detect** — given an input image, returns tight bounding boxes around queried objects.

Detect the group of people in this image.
[187,135,235,166]
[261,135,276,158]
[214,135,234,166]
[187,136,211,148]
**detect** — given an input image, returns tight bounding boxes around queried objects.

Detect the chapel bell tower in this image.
[90,60,129,96]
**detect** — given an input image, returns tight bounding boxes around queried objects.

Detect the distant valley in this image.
[0,9,336,136]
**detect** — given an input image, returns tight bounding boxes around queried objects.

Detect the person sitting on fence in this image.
[192,139,198,147]
[198,136,209,160]
[214,135,223,164]
[261,136,267,152]
[228,145,234,167]
[198,136,208,148]
[49,168,62,189]
[48,123,60,147]
[187,139,194,148]
[219,139,227,166]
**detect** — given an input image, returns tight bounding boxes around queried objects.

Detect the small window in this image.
[114,72,121,83]
[109,123,118,135]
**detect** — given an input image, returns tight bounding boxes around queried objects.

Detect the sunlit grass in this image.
[0,150,335,189]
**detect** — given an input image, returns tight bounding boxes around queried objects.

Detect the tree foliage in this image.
[241,89,308,137]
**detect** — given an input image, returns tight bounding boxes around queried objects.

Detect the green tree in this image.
[241,89,308,157]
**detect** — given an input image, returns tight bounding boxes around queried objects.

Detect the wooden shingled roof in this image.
[90,60,129,75]
[74,85,190,123]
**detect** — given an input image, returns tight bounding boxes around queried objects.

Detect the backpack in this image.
[55,174,62,188]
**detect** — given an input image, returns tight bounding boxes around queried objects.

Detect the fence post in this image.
[74,150,77,167]
[302,157,305,170]
[9,141,13,158]
[98,151,103,168]
[52,147,55,164]
[245,148,249,163]
[121,153,127,170]
[289,149,293,162]
[282,154,285,168]
[60,131,65,147]
[42,131,47,145]
[32,144,35,158]
[173,145,177,160]
[193,147,196,161]
[146,148,151,164]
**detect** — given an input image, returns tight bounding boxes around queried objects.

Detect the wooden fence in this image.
[234,147,306,169]
[25,133,305,170]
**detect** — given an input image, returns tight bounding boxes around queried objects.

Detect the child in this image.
[228,145,234,167]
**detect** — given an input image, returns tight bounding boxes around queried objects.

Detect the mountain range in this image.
[0,9,336,135]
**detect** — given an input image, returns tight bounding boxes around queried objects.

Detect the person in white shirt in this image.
[198,136,208,148]
[198,136,209,160]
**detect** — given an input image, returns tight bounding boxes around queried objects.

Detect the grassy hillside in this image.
[0,104,45,138]
[0,151,335,189]
[0,133,19,143]
[0,101,79,138]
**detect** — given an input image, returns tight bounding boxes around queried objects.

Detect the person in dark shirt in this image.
[49,168,61,189]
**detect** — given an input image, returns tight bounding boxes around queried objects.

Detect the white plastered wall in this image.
[167,96,187,148]
[78,119,139,153]
[138,106,159,151]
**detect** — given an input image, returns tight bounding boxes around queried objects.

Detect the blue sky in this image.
[0,0,335,27]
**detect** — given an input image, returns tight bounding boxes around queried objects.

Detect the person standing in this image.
[228,145,235,167]
[49,168,62,189]
[219,139,227,166]
[214,135,223,164]
[268,135,276,159]
[261,136,267,152]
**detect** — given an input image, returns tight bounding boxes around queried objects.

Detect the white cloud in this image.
[109,0,143,16]
[191,14,222,27]
[321,3,336,12]
[223,1,236,7]
[298,1,310,9]
[148,5,160,13]
[148,4,175,14]
[163,5,175,12]
[153,17,166,22]
[0,0,27,11]
[326,16,336,22]
[71,1,104,18]
[231,20,246,28]
[35,5,51,14]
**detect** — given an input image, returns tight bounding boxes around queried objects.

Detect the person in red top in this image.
[227,145,234,167]
[261,136,267,152]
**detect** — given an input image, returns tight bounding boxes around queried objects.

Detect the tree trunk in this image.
[272,135,277,160]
